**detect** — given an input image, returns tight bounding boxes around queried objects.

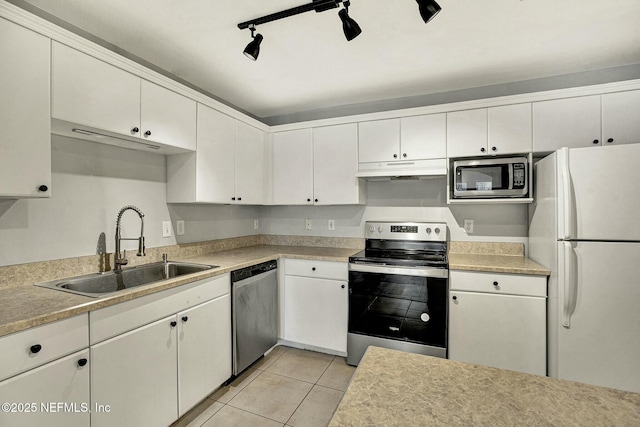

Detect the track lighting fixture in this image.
[416,0,441,24]
[243,25,263,61]
[238,0,441,60]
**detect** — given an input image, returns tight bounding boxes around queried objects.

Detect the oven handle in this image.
[348,263,448,279]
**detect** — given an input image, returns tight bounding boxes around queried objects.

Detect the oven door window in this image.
[348,271,447,348]
[456,165,509,191]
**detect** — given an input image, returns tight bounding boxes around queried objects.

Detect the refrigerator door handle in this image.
[560,147,573,240]
[562,241,577,328]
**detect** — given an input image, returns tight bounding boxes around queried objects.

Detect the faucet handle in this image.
[137,237,145,257]
[162,253,168,263]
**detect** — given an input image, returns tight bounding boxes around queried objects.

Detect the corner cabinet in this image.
[51,42,196,154]
[448,270,547,375]
[0,17,51,198]
[272,124,365,205]
[167,104,266,204]
[281,259,348,354]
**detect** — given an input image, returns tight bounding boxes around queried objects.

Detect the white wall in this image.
[0,135,259,267]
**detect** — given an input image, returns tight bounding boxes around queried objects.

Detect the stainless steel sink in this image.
[35,261,218,298]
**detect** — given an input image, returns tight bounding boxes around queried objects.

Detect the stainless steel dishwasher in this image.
[231,260,278,376]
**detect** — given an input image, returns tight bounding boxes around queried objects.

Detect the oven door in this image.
[348,264,448,349]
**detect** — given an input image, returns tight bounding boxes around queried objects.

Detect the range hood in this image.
[355,158,447,180]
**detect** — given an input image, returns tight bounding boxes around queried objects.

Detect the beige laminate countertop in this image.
[0,245,359,338]
[330,346,640,427]
[449,253,550,276]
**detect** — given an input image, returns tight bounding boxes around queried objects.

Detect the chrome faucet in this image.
[114,205,145,272]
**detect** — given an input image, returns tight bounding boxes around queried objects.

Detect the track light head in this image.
[243,27,263,61]
[339,8,361,41]
[416,0,441,24]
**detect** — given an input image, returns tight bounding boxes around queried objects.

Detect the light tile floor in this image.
[172,346,356,427]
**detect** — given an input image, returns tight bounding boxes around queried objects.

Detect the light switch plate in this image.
[305,219,312,230]
[162,221,172,237]
[328,219,335,230]
[464,219,474,234]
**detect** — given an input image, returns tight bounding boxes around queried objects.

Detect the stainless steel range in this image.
[347,221,448,365]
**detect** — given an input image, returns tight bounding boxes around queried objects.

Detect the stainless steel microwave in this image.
[452,156,528,198]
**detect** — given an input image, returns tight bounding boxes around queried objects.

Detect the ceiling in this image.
[9,0,640,123]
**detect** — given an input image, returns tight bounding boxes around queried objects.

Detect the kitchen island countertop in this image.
[329,346,640,427]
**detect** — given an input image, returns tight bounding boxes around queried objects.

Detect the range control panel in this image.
[365,222,448,242]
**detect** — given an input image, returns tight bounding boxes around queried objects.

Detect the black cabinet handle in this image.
[493,281,499,286]
[480,147,486,153]
[144,130,152,137]
[38,185,48,192]
[312,267,316,271]
[231,197,236,201]
[170,321,177,328]
[238,197,242,201]
[307,198,311,202]
[393,154,398,159]
[341,284,346,289]
[403,153,407,158]
[592,139,599,144]
[77,358,88,367]
[182,316,188,322]
[491,146,497,152]
[314,199,318,203]
[30,344,42,354]
[131,127,139,134]
[607,138,614,143]
[452,296,457,301]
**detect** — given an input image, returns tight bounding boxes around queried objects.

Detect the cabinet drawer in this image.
[90,274,229,344]
[450,271,547,297]
[284,259,347,281]
[0,314,88,381]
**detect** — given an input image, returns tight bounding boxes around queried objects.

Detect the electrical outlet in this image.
[464,219,474,234]
[254,219,259,230]
[328,219,335,230]
[162,221,172,238]
[176,220,185,236]
[305,219,312,230]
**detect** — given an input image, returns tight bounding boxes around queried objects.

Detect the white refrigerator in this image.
[529,144,640,393]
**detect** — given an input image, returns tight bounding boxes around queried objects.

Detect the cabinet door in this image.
[448,291,546,375]
[447,109,488,158]
[0,350,90,427]
[140,80,196,151]
[272,129,314,205]
[533,95,601,152]
[283,276,348,352]
[313,124,363,205]
[91,316,178,427]
[401,114,446,160]
[0,17,51,198]
[358,119,400,163]
[488,103,532,155]
[195,104,236,203]
[235,122,265,204]
[178,294,231,417]
[52,42,141,137]
[601,90,640,145]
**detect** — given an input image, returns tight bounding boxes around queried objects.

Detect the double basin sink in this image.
[36,261,218,298]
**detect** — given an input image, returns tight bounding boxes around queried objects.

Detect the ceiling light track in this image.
[238,0,441,60]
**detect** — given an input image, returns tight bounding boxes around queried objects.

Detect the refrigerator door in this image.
[555,241,640,393]
[559,144,640,241]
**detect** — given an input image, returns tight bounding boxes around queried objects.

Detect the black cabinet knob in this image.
[593,139,599,144]
[144,130,152,137]
[493,281,499,286]
[307,198,311,202]
[341,284,345,289]
[393,154,398,159]
[30,344,42,354]
[238,197,242,201]
[78,358,88,367]
[182,316,188,322]
[170,321,177,328]
[452,296,457,301]
[607,138,614,143]
[38,185,48,192]
[480,147,486,153]
[312,267,316,271]
[314,198,318,203]
[491,146,497,152]
[131,127,139,134]
[403,153,407,158]
[231,197,236,201]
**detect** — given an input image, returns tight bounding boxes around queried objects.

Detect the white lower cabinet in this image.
[91,316,178,427]
[0,349,90,427]
[178,294,231,417]
[448,271,547,376]
[282,259,348,353]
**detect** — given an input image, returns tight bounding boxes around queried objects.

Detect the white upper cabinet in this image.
[533,95,602,152]
[313,124,365,205]
[0,17,51,198]
[448,104,531,158]
[401,114,447,160]
[140,80,197,151]
[358,119,401,163]
[166,104,265,204]
[51,42,196,153]
[272,129,314,205]
[601,90,640,145]
[272,125,365,205]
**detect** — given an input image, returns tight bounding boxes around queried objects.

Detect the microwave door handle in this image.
[508,163,514,190]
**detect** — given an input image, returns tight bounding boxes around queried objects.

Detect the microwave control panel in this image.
[513,163,526,189]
